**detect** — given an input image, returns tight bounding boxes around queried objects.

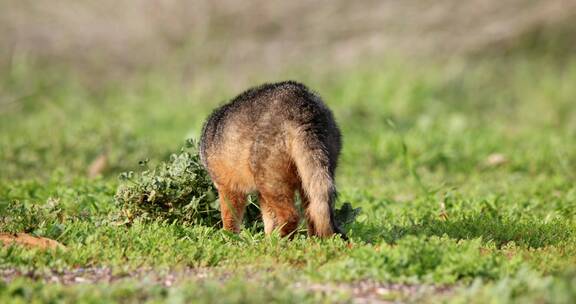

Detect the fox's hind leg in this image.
[298,187,316,236]
[216,187,246,233]
[258,193,276,234]
[253,160,300,237]
[259,189,299,237]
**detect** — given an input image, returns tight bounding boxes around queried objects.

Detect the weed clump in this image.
[115,139,223,226]
[0,200,65,237]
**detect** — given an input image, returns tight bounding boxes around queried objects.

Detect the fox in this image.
[199,81,345,238]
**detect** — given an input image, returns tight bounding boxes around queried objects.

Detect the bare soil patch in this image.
[0,233,65,250]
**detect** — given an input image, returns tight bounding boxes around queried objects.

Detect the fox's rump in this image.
[199,81,343,238]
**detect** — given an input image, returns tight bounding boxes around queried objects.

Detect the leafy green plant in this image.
[115,139,223,226]
[0,199,65,238]
[333,202,361,228]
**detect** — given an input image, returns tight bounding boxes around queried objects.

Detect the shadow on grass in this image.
[350,213,574,248]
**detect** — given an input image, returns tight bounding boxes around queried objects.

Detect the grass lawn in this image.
[1,55,575,303]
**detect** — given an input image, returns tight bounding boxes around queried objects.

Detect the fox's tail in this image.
[290,128,344,238]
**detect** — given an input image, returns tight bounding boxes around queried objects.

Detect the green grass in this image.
[1,55,575,303]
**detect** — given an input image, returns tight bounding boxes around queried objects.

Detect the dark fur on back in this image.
[200,81,341,172]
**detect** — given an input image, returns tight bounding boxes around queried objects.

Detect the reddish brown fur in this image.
[204,124,302,237]
[200,81,344,238]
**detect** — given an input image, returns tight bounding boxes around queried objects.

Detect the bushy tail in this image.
[290,129,343,238]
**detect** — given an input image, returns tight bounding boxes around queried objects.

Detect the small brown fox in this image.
[200,81,345,238]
